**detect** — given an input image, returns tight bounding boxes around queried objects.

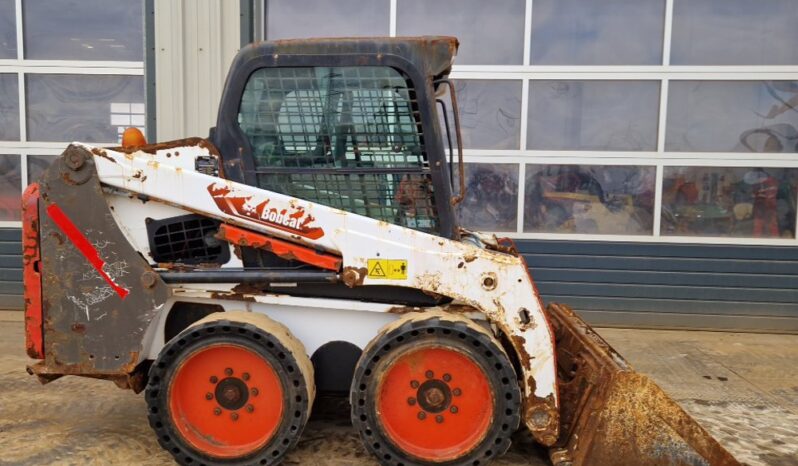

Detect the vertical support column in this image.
[15,0,27,191]
[523,0,533,66]
[653,163,664,238]
[520,0,533,232]
[654,0,675,238]
[144,0,157,143]
[240,0,254,47]
[516,162,526,234]
[389,0,397,37]
[654,79,669,238]
[15,0,25,143]
[253,0,264,41]
[520,79,529,151]
[662,0,674,66]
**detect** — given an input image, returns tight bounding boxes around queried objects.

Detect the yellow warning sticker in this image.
[367,259,408,280]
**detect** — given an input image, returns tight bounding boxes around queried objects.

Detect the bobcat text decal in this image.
[207,183,325,240]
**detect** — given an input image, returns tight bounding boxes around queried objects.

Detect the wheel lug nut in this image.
[210,376,218,384]
[443,373,451,382]
[436,415,444,424]
[242,372,250,381]
[425,370,434,379]
[205,392,213,400]
[214,407,221,416]
[246,404,254,413]
[417,411,426,420]
[231,412,239,421]
[251,387,259,396]
[407,397,417,406]
[224,368,233,376]
[452,388,462,396]
[450,405,458,414]
[410,380,419,389]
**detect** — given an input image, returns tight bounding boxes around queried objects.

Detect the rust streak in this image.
[210,291,256,302]
[342,266,367,288]
[106,137,216,155]
[90,147,117,163]
[544,302,740,465]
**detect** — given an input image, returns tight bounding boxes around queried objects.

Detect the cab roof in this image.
[236,36,459,80]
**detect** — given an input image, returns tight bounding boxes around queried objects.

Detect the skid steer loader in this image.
[22,37,740,466]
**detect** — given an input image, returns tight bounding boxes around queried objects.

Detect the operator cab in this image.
[210,36,463,240]
[207,37,465,306]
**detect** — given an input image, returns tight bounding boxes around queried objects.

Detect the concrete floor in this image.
[1,312,796,466]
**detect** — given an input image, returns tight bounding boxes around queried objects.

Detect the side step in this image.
[545,303,741,466]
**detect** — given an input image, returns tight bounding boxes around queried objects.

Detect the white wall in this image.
[154,0,242,141]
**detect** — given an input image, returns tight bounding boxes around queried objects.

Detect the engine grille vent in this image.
[146,214,230,264]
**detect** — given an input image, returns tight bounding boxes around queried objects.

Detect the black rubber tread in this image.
[145,319,312,466]
[351,315,522,466]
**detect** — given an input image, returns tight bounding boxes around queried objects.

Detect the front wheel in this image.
[146,313,313,465]
[351,312,521,465]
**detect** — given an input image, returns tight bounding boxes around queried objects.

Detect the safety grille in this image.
[239,66,439,234]
[146,214,230,264]
[257,172,438,232]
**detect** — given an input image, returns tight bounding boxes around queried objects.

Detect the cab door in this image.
[237,65,440,234]
[210,50,457,239]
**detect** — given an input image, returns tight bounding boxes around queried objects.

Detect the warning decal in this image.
[367,259,407,280]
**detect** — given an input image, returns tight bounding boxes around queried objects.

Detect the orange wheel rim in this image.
[168,343,284,459]
[376,345,495,462]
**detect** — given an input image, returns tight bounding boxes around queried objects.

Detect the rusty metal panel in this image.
[32,145,171,377]
[22,183,43,359]
[546,303,741,466]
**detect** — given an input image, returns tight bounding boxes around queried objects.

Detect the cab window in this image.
[238,66,438,233]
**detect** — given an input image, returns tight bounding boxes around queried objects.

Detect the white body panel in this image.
[144,294,404,360]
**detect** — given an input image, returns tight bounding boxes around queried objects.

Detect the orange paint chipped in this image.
[22,183,43,359]
[216,224,341,271]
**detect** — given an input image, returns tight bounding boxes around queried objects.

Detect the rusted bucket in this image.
[545,303,741,466]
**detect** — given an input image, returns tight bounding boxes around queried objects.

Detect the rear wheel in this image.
[351,312,521,465]
[146,314,313,465]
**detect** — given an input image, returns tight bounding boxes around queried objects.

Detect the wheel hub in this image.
[214,377,250,411]
[416,378,453,414]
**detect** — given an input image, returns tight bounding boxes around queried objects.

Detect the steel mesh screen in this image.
[256,172,437,232]
[239,66,438,233]
[148,215,228,264]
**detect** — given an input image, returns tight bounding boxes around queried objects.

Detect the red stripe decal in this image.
[46,204,129,299]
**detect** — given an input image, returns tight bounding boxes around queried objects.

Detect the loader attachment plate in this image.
[31,145,171,380]
[545,303,740,466]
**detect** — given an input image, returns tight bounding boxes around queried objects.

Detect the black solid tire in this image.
[351,315,522,466]
[145,319,312,466]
